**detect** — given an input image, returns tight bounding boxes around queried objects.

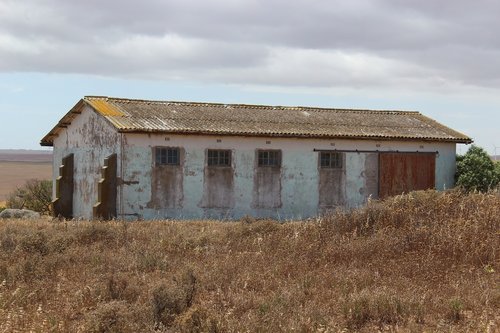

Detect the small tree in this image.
[6,179,52,214]
[456,145,500,192]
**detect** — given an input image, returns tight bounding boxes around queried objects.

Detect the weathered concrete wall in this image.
[435,144,456,190]
[253,150,282,209]
[148,148,184,210]
[253,167,282,209]
[345,152,379,208]
[201,158,235,211]
[52,110,458,220]
[119,134,457,220]
[318,153,346,209]
[318,152,379,213]
[52,106,120,219]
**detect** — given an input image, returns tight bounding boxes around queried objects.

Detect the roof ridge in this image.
[83,95,420,115]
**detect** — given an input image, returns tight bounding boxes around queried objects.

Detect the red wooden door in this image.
[379,153,436,198]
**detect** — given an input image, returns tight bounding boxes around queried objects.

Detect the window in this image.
[155,147,180,166]
[258,150,281,167]
[207,149,231,166]
[320,152,342,168]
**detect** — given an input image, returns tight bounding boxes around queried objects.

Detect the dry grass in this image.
[0,190,498,332]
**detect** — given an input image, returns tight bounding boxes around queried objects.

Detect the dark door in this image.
[379,152,435,198]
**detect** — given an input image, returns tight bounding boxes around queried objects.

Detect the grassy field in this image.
[0,161,52,203]
[0,190,498,332]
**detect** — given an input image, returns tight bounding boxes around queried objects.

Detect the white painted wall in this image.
[52,109,457,220]
[118,133,457,220]
[52,106,120,219]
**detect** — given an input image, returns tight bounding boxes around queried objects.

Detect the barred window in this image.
[258,150,281,167]
[207,149,231,167]
[155,147,180,166]
[320,152,342,168]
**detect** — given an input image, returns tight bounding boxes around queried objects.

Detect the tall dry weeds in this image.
[0,190,498,332]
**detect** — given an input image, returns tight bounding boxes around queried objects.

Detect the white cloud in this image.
[0,0,499,92]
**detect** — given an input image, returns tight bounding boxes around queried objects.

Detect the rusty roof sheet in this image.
[40,96,472,146]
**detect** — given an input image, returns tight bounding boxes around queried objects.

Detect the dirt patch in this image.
[0,161,52,201]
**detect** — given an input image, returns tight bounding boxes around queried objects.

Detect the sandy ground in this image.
[0,161,52,202]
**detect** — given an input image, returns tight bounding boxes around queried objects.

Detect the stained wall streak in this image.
[364,153,379,199]
[201,156,235,210]
[101,133,455,220]
[148,148,184,210]
[52,105,120,219]
[252,151,282,209]
[253,168,282,208]
[318,153,346,209]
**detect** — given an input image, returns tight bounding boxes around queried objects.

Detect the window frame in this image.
[207,149,232,167]
[257,149,282,168]
[155,146,180,166]
[319,151,342,169]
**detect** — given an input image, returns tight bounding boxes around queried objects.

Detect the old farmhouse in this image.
[40,96,472,220]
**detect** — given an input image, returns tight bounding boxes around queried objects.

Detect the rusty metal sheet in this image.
[379,153,436,198]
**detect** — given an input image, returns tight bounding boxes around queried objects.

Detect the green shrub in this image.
[447,298,463,323]
[6,179,52,214]
[456,145,500,192]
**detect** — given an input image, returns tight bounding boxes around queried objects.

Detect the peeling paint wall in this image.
[51,110,458,220]
[52,105,120,219]
[318,152,379,213]
[252,151,282,209]
[201,162,235,210]
[345,152,379,208]
[148,148,184,210]
[318,153,346,210]
[119,134,456,220]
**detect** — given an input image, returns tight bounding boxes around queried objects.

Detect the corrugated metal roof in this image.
[40,96,472,146]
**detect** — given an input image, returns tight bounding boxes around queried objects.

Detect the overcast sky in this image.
[0,0,498,153]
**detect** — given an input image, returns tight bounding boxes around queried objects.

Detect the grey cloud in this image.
[0,0,499,90]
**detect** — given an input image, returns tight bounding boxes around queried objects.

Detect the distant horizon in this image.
[0,149,53,153]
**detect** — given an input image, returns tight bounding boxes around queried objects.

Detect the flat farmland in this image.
[0,150,52,203]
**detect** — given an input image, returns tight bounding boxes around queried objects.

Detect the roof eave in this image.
[116,128,473,144]
[39,99,87,147]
